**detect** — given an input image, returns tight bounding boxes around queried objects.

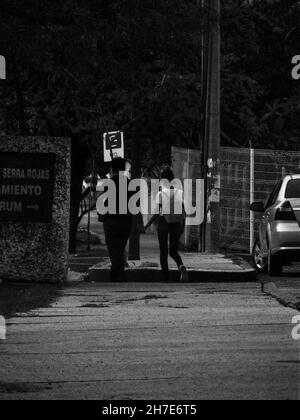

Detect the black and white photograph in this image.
[0,0,299,403]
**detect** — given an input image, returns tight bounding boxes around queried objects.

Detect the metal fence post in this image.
[184,148,191,247]
[250,148,255,254]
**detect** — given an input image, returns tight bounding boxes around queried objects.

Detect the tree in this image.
[1,0,299,253]
[221,0,300,149]
[0,0,204,251]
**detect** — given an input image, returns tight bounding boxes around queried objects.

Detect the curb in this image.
[66,271,87,284]
[263,282,300,312]
[88,266,257,283]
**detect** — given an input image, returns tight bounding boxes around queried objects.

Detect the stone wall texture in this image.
[0,136,71,283]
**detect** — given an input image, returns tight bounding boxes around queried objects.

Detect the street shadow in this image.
[0,283,61,319]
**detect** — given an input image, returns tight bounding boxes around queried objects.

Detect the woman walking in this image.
[143,167,188,283]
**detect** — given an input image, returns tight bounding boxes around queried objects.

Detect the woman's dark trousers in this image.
[157,217,183,282]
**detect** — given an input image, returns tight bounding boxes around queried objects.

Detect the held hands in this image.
[138,223,147,234]
[139,225,147,234]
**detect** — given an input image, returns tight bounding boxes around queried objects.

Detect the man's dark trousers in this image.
[104,220,132,282]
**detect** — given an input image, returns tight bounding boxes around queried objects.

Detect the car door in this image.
[259,181,283,253]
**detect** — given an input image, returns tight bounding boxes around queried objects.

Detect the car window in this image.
[265,180,283,209]
[285,179,300,198]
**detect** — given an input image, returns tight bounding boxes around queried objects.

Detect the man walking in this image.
[101,158,133,282]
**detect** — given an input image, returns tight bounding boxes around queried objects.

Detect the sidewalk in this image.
[88,251,256,283]
[85,234,256,283]
[73,213,256,282]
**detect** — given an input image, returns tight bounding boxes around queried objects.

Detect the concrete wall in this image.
[0,136,71,283]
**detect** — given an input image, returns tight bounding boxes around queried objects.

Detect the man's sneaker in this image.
[179,265,188,283]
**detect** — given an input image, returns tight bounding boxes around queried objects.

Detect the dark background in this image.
[0,0,299,249]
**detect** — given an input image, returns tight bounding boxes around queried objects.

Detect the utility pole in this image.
[201,0,221,253]
[128,97,141,262]
[128,1,142,263]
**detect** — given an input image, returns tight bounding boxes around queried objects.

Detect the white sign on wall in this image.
[103,131,124,162]
[0,56,6,80]
[0,316,6,340]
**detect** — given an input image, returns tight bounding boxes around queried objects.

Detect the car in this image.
[250,174,300,276]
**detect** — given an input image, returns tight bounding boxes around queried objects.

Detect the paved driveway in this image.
[0,281,299,400]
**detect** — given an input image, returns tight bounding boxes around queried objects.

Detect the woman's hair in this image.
[160,166,175,182]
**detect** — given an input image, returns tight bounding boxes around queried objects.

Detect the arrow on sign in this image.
[27,204,40,211]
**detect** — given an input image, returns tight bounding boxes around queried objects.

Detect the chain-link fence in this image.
[172,146,300,253]
[220,147,251,252]
[172,147,201,251]
[172,147,202,251]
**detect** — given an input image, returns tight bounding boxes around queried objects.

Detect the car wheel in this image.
[253,239,268,273]
[268,250,283,277]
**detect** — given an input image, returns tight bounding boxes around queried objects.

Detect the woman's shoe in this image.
[179,265,188,283]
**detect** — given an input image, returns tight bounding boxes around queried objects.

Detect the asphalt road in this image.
[0,279,299,400]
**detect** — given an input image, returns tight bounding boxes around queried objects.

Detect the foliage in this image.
[1,0,299,159]
[0,0,203,167]
[222,0,300,149]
